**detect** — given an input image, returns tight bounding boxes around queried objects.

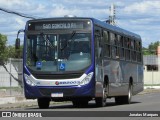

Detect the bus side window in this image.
[138,42,141,51]
[127,38,130,48]
[95,27,103,65]
[125,49,131,60]
[136,41,142,62]
[114,34,117,45]
[120,36,125,60]
[136,41,140,51]
[131,40,134,49]
[103,31,109,43]
[111,33,119,59]
[110,33,115,45]
[117,35,121,46]
[103,30,110,57]
[124,37,128,48]
[131,39,136,62]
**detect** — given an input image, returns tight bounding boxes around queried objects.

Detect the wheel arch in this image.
[104,75,109,94]
[129,76,133,86]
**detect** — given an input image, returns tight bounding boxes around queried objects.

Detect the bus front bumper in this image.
[24,84,95,100]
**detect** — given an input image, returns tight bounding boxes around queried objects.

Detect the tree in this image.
[7,45,23,58]
[0,34,8,65]
[148,41,159,54]
[142,47,150,55]
[0,33,22,86]
[143,41,160,55]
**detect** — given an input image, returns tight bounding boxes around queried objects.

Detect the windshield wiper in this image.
[60,31,76,51]
[70,30,76,39]
[40,32,54,49]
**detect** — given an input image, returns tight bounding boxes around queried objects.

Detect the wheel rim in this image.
[102,85,107,105]
[128,85,132,103]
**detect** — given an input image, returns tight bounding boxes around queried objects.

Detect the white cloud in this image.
[123,1,160,14]
[0,0,30,9]
[14,18,26,29]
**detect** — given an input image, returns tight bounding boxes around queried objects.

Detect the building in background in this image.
[143,46,160,85]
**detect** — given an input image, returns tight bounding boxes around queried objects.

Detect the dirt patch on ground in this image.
[138,88,160,95]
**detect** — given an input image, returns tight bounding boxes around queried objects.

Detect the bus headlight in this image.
[80,72,93,86]
[24,74,36,86]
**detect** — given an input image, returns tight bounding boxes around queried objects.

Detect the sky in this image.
[0,0,160,47]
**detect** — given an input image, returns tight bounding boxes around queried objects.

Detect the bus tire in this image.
[125,83,133,104]
[115,84,133,104]
[37,98,50,109]
[95,84,107,107]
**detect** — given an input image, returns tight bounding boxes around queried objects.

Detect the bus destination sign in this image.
[34,22,84,30]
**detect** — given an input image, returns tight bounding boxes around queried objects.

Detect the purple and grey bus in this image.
[16,17,143,108]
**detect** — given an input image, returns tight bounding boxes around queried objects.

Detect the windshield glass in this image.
[26,32,91,72]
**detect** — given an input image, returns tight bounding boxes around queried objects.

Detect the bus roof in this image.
[91,18,141,40]
[27,17,141,40]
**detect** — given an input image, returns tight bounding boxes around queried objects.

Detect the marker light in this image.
[24,74,36,86]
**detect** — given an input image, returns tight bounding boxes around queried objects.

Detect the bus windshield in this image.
[26,32,91,72]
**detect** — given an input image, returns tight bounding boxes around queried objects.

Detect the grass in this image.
[144,84,160,86]
[0,86,23,92]
[0,87,20,89]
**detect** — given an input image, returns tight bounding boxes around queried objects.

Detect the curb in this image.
[0,96,36,105]
[144,86,160,89]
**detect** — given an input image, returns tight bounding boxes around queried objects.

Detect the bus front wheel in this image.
[95,84,107,107]
[37,98,50,109]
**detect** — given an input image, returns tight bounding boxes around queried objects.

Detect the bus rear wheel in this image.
[37,98,50,109]
[125,83,133,104]
[95,84,107,107]
[115,84,133,104]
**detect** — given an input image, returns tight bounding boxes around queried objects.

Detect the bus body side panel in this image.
[132,64,144,95]
[92,18,143,98]
[105,60,143,97]
[107,60,125,96]
[93,24,104,98]
[103,60,128,96]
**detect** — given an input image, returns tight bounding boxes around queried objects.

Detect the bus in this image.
[16,17,143,108]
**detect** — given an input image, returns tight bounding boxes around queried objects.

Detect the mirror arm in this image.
[17,29,25,38]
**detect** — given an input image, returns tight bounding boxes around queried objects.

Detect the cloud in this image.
[0,0,30,9]
[123,1,160,15]
[48,3,108,18]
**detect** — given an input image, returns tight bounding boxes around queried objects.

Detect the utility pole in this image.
[108,4,116,26]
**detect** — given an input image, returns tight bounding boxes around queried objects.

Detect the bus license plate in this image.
[51,93,63,97]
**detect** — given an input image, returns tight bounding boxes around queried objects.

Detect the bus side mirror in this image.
[15,38,20,49]
[15,29,24,49]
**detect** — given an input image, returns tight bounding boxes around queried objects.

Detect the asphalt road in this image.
[1,91,160,120]
[23,92,160,111]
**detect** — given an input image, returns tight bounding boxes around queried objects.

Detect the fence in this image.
[0,58,23,96]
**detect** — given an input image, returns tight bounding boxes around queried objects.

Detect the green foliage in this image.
[0,33,23,65]
[142,47,150,55]
[7,45,23,58]
[0,34,8,64]
[143,41,160,55]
